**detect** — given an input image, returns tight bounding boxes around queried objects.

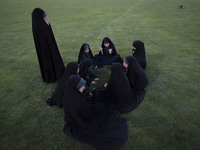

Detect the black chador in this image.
[95,37,122,65]
[132,40,147,70]
[123,56,148,111]
[63,75,127,150]
[94,62,133,113]
[78,43,94,64]
[79,58,95,86]
[32,8,65,83]
[46,62,78,107]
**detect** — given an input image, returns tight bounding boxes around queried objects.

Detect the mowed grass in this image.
[0,0,200,150]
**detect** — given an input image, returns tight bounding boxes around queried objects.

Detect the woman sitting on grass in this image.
[93,62,134,113]
[95,37,122,65]
[46,61,79,107]
[123,56,148,111]
[79,59,99,86]
[63,75,127,150]
[132,40,147,70]
[78,43,97,67]
[46,59,99,107]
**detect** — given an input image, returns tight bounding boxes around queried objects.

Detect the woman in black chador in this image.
[132,40,147,70]
[93,62,133,113]
[95,37,122,65]
[46,62,78,107]
[32,8,65,83]
[63,75,127,150]
[123,56,148,111]
[78,43,96,66]
[79,58,97,86]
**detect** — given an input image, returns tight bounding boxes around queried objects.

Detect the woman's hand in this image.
[79,86,85,93]
[104,83,107,87]
[109,49,113,54]
[99,47,103,54]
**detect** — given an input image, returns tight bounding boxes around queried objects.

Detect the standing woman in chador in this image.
[32,8,65,83]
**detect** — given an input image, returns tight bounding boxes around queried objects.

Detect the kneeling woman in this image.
[132,40,147,70]
[46,61,79,107]
[123,56,148,111]
[63,75,127,150]
[79,58,97,86]
[93,62,133,113]
[95,37,122,65]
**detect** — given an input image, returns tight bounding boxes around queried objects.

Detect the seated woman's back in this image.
[94,62,132,112]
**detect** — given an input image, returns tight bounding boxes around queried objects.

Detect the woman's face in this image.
[132,46,136,53]
[79,85,85,93]
[104,43,110,47]
[43,16,49,25]
[123,61,128,68]
[84,48,89,53]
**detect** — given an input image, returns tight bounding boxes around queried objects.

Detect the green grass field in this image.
[0,0,200,149]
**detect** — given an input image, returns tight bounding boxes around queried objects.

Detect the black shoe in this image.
[46,98,55,106]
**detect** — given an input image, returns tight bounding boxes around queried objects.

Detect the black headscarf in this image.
[125,56,148,91]
[132,40,147,70]
[32,8,65,83]
[99,37,117,56]
[78,43,94,64]
[63,75,128,150]
[51,62,78,107]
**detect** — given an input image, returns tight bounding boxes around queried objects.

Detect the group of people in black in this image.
[32,8,148,150]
